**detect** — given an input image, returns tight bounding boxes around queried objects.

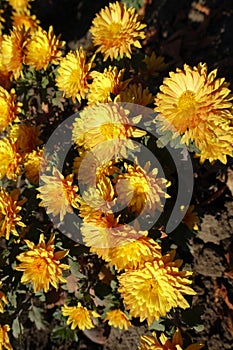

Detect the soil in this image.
[10,0,233,349]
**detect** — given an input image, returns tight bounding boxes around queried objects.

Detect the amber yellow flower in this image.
[0,188,26,240]
[0,138,22,180]
[88,66,129,105]
[155,63,233,164]
[61,303,100,330]
[56,48,95,102]
[1,26,29,79]
[0,87,22,133]
[90,1,146,61]
[72,103,145,158]
[12,9,39,31]
[138,329,204,350]
[8,0,33,11]
[9,122,42,154]
[24,148,48,185]
[116,161,170,215]
[0,325,12,350]
[0,9,5,34]
[141,52,167,79]
[0,281,8,313]
[118,251,196,325]
[104,309,132,330]
[182,205,199,231]
[24,25,65,70]
[16,233,69,292]
[115,83,154,106]
[37,168,79,222]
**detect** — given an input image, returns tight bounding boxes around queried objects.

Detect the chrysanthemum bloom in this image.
[138,328,204,350]
[118,251,196,325]
[88,66,129,105]
[56,48,95,102]
[99,236,162,271]
[37,168,79,222]
[0,9,5,34]
[12,9,39,31]
[104,309,132,330]
[90,1,146,61]
[8,0,33,11]
[0,87,22,133]
[0,324,12,350]
[155,63,233,164]
[24,148,48,185]
[9,122,42,154]
[24,26,65,70]
[182,205,199,231]
[1,26,29,79]
[115,161,170,215]
[16,233,69,292]
[72,103,145,158]
[115,83,154,106]
[0,188,26,240]
[0,281,8,313]
[0,138,22,180]
[0,59,11,90]
[61,303,100,330]
[141,52,167,79]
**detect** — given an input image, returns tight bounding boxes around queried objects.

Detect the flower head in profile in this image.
[0,138,22,180]
[0,87,22,133]
[88,66,129,105]
[24,148,48,185]
[115,83,154,106]
[0,324,12,350]
[115,161,170,215]
[61,302,100,330]
[12,9,39,31]
[9,122,42,154]
[138,328,204,350]
[104,309,132,330]
[56,48,95,102]
[182,205,200,231]
[118,251,196,325]
[24,25,65,70]
[37,168,79,222]
[90,1,146,61]
[0,281,8,313]
[8,0,33,11]
[16,233,69,292]
[1,26,29,79]
[0,188,26,240]
[155,63,233,164]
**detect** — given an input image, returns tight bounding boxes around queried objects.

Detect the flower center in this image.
[177,90,196,113]
[107,22,122,39]
[100,123,121,139]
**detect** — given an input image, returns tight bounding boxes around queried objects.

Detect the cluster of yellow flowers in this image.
[0,0,232,348]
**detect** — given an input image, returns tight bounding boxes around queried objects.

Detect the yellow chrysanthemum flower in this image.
[0,188,26,240]
[88,66,129,105]
[72,103,145,158]
[90,1,146,61]
[118,251,196,325]
[16,233,69,293]
[7,0,33,11]
[0,9,5,34]
[37,168,79,221]
[0,138,22,180]
[182,205,200,231]
[96,236,162,271]
[0,87,22,133]
[9,122,42,154]
[1,26,29,79]
[141,52,167,79]
[61,302,100,330]
[104,309,132,330]
[116,161,170,215]
[0,325,12,350]
[56,48,95,102]
[12,9,39,31]
[138,328,204,350]
[0,281,8,313]
[24,148,48,185]
[155,63,233,164]
[115,83,154,106]
[24,25,65,70]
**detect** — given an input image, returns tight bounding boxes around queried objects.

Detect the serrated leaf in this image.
[149,319,165,331]
[12,317,23,339]
[52,325,78,342]
[28,305,47,330]
[68,258,85,279]
[7,290,17,308]
[41,76,49,88]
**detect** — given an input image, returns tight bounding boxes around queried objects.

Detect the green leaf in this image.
[28,305,47,330]
[149,319,165,331]
[12,317,23,339]
[122,0,143,11]
[68,258,86,279]
[52,325,78,342]
[41,76,49,88]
